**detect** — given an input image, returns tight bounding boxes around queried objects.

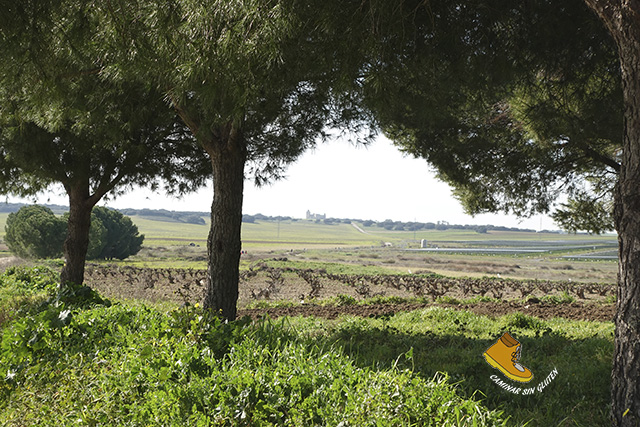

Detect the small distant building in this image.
[306,210,326,220]
[421,239,428,248]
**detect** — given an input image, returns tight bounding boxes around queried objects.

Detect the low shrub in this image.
[502,312,551,336]
[0,266,58,293]
[539,292,576,305]
[335,294,357,306]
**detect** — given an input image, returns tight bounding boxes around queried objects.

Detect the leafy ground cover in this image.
[0,267,508,426]
[238,299,615,323]
[295,309,613,426]
[0,267,613,426]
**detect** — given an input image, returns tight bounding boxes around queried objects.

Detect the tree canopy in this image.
[92,0,376,181]
[361,0,621,233]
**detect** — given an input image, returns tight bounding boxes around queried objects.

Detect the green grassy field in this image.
[0,266,614,426]
[132,216,399,249]
[0,211,617,248]
[127,215,617,250]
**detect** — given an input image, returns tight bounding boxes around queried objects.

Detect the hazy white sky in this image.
[13,135,557,230]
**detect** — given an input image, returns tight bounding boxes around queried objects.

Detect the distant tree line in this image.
[242,214,299,223]
[0,203,68,215]
[369,219,536,233]
[2,203,544,234]
[118,208,206,225]
[241,212,540,233]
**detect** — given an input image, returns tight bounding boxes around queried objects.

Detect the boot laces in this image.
[511,345,525,372]
[511,346,521,364]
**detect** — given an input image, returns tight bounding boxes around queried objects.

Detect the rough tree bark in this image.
[201,122,247,321]
[611,23,640,427]
[60,182,95,286]
[582,1,640,425]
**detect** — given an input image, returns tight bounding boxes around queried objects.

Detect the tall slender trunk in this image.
[202,124,246,321]
[583,1,640,425]
[60,183,94,286]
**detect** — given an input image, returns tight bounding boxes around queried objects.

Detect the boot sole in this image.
[483,352,533,383]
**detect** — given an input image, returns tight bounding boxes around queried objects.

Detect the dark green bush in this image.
[91,206,144,260]
[4,205,143,261]
[4,205,66,259]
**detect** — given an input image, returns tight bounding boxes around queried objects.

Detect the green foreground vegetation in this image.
[0,267,613,426]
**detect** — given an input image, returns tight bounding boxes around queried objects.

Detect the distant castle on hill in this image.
[306,210,326,220]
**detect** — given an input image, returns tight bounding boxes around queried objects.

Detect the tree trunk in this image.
[612,27,640,427]
[202,124,246,321]
[583,1,640,425]
[60,183,94,286]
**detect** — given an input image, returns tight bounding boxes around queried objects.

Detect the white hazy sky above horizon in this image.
[11,135,558,230]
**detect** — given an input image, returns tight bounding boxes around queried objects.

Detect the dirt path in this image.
[351,223,369,234]
[238,301,615,323]
[0,257,22,270]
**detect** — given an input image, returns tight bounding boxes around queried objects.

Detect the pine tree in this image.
[0,1,208,286]
[92,0,376,319]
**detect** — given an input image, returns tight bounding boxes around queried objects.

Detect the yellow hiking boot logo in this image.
[483,332,533,383]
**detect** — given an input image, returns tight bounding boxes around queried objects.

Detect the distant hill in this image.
[0,203,207,225]
[0,202,69,215]
[0,202,555,233]
[241,214,546,234]
[118,208,206,225]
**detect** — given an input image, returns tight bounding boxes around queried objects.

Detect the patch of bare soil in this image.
[238,301,615,323]
[0,256,25,271]
[81,264,615,323]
